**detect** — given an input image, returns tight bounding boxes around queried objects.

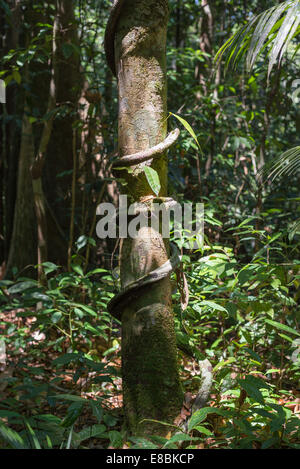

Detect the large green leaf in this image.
[0,423,28,449]
[188,407,231,432]
[143,166,161,196]
[170,112,202,154]
[238,375,269,405]
[265,318,300,336]
[24,420,42,449]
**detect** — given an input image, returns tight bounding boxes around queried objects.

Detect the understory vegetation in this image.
[1,246,299,449]
[0,0,299,449]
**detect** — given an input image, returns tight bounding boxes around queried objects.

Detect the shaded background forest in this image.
[0,0,299,449]
[1,0,299,275]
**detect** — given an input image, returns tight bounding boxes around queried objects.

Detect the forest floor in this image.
[0,306,299,449]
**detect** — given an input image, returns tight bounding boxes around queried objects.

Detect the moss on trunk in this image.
[114,0,183,436]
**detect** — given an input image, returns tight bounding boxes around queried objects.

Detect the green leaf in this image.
[0,410,21,419]
[265,319,300,336]
[24,420,41,449]
[86,268,107,277]
[71,264,84,276]
[76,235,88,251]
[213,357,236,372]
[89,401,103,423]
[51,311,62,323]
[42,262,59,274]
[72,304,97,317]
[193,426,213,436]
[130,437,158,449]
[238,375,268,404]
[50,394,86,403]
[61,403,84,428]
[45,435,53,449]
[143,167,161,196]
[8,281,37,294]
[12,70,21,84]
[108,430,123,448]
[170,112,202,154]
[76,424,107,445]
[84,323,102,335]
[188,407,231,432]
[52,353,81,365]
[66,425,74,449]
[201,300,228,313]
[265,369,281,374]
[163,433,197,448]
[0,423,28,449]
[30,291,51,302]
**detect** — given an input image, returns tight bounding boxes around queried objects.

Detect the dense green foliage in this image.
[0,0,299,449]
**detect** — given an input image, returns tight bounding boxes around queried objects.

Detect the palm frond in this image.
[215,0,300,76]
[260,146,300,182]
[289,218,300,239]
[260,147,300,241]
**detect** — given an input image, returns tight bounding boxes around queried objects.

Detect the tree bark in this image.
[43,0,82,266]
[5,0,44,276]
[1,0,23,270]
[6,106,37,277]
[5,0,56,276]
[113,0,183,436]
[31,5,59,280]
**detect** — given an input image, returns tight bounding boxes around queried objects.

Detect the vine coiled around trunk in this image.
[105,0,211,422]
[105,0,181,320]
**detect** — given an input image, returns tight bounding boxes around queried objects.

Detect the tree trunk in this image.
[110,0,183,436]
[196,0,213,98]
[6,107,37,277]
[43,0,81,266]
[1,0,23,271]
[5,0,55,277]
[31,6,59,280]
